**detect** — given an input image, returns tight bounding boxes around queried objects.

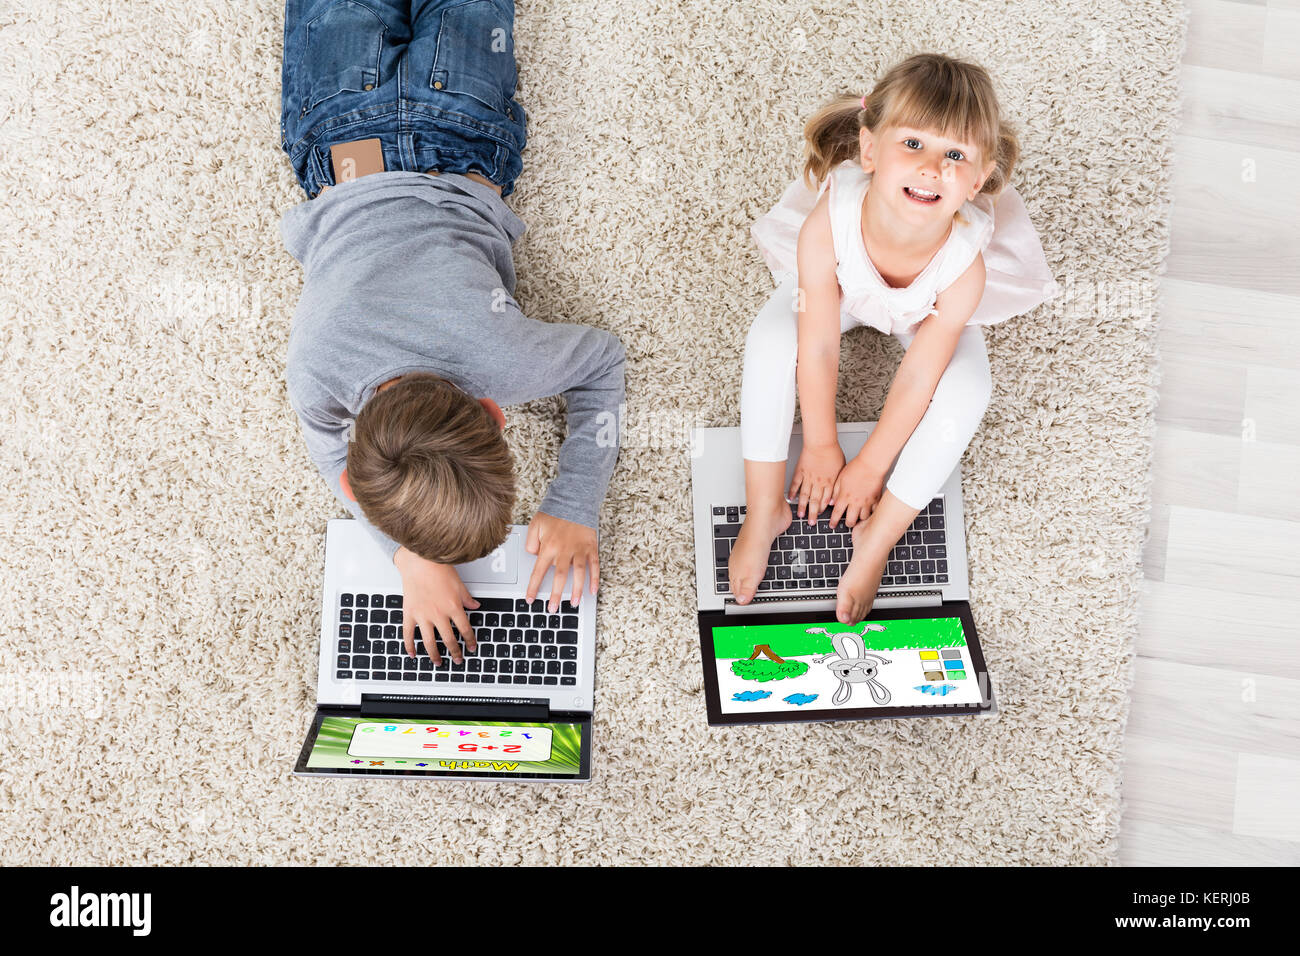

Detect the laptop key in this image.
[560,646,577,660]
[562,661,576,675]
[336,670,352,680]
[355,594,369,608]
[561,676,577,686]
[544,676,558,685]
[355,671,369,680]
[418,672,432,681]
[340,593,354,607]
[544,645,557,659]
[558,631,578,644]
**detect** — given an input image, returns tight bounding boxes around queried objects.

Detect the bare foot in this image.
[835,523,890,624]
[727,498,792,604]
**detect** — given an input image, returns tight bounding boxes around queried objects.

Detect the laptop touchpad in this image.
[456,543,518,584]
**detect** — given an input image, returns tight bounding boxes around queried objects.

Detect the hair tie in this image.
[860,94,867,110]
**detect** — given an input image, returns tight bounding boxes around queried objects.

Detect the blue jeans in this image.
[280,0,527,198]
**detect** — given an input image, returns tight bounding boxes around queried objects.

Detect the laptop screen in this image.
[699,603,992,724]
[296,716,590,779]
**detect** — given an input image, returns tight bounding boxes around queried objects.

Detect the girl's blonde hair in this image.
[802,53,1020,205]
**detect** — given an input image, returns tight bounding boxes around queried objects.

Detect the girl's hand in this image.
[829,455,889,528]
[788,441,846,520]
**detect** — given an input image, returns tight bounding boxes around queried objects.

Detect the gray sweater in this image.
[281,171,625,564]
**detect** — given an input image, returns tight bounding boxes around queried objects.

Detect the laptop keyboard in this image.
[332,595,582,687]
[711,498,950,595]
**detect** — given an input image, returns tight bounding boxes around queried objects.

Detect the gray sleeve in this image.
[483,303,626,531]
[288,383,403,565]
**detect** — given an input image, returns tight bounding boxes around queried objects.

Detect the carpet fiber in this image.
[0,0,1187,864]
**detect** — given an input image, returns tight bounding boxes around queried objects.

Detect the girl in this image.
[728,53,1058,625]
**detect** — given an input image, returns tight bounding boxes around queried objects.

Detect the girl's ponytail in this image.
[801,94,865,189]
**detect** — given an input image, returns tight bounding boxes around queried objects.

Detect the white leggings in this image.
[739,276,993,511]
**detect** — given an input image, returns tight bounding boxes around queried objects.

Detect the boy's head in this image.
[339,372,515,564]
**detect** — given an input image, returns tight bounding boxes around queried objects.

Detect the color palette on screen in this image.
[919,648,967,681]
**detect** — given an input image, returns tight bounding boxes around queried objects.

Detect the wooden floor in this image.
[1121,0,1300,865]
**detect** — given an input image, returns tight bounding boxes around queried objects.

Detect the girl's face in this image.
[859,123,997,223]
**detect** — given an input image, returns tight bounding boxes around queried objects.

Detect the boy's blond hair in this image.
[347,372,514,564]
[801,52,1020,223]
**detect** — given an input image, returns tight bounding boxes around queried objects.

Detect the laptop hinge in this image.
[723,588,944,615]
[360,693,550,721]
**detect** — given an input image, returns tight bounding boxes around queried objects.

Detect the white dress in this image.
[750,159,1060,337]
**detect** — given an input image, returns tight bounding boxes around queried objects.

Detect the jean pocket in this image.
[430,0,517,115]
[299,1,386,116]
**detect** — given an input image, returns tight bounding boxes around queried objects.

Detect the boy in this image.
[279,0,625,667]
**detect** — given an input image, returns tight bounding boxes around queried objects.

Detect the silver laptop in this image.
[293,519,595,781]
[691,422,997,725]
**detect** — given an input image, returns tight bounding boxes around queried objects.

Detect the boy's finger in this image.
[525,519,541,554]
[570,562,586,608]
[548,557,567,613]
[404,619,416,658]
[797,484,810,519]
[454,610,476,653]
[525,554,550,602]
[590,553,600,595]
[437,615,463,664]
[787,470,801,501]
[418,620,441,665]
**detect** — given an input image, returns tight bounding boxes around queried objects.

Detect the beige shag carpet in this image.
[0,0,1187,864]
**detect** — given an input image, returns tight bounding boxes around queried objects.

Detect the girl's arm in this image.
[860,253,988,470]
[788,192,846,518]
[831,253,988,526]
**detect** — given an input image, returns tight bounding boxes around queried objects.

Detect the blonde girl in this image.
[728,53,1058,624]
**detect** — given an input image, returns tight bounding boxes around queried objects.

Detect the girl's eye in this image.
[904,138,921,149]
[947,149,965,162]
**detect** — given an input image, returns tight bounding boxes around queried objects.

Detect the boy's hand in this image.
[524,512,599,613]
[789,441,846,521]
[829,455,888,528]
[393,546,480,664]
